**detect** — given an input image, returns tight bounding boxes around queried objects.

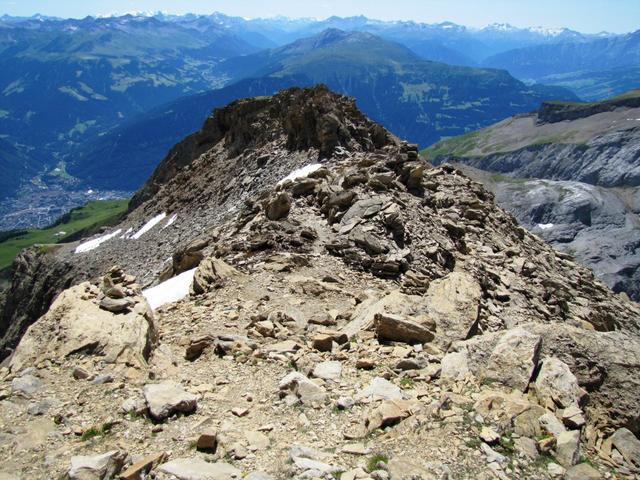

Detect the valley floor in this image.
[0,185,131,232]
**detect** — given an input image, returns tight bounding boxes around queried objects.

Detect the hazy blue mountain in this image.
[69,76,303,190]
[0,14,259,197]
[483,30,640,99]
[400,39,475,66]
[69,30,577,191]
[133,12,611,64]
[0,139,38,199]
[535,66,640,102]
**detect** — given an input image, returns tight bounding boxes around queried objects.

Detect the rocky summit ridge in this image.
[1,86,640,479]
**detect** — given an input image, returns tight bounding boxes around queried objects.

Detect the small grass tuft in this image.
[399,377,415,388]
[533,452,558,469]
[498,432,516,456]
[367,453,390,472]
[580,456,596,468]
[465,438,482,449]
[80,422,114,441]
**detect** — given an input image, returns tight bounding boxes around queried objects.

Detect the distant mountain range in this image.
[68,29,576,191]
[0,14,258,160]
[0,11,636,229]
[484,30,640,100]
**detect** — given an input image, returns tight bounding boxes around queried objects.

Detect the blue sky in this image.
[1,0,638,33]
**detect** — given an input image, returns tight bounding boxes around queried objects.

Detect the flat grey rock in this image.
[158,458,241,480]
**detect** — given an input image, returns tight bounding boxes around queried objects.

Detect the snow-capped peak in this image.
[485,22,519,32]
[527,26,569,36]
[96,10,168,19]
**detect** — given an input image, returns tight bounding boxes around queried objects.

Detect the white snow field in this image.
[142,267,197,310]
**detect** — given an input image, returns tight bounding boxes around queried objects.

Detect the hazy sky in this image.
[1,0,638,33]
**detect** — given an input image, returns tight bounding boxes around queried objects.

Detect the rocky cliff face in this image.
[1,86,640,479]
[440,126,640,188]
[537,92,640,125]
[0,247,78,359]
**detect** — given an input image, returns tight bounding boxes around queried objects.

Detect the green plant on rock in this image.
[367,453,390,472]
[465,438,482,449]
[399,377,415,388]
[80,421,114,441]
[499,432,516,455]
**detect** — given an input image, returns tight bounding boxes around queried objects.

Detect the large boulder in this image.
[556,430,580,467]
[442,327,541,391]
[10,282,155,372]
[447,321,640,434]
[425,271,482,345]
[190,258,242,296]
[374,313,434,344]
[440,351,471,380]
[67,451,126,480]
[482,328,542,391]
[341,290,433,338]
[534,357,588,409]
[143,381,198,421]
[526,324,640,434]
[265,192,292,220]
[608,428,640,467]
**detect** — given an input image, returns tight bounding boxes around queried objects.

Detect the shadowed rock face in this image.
[493,179,640,300]
[130,84,394,210]
[537,93,640,125]
[0,248,76,359]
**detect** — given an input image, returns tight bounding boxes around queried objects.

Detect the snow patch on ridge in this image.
[278,164,322,185]
[537,223,555,230]
[162,214,177,230]
[143,268,197,310]
[132,213,166,239]
[75,229,122,254]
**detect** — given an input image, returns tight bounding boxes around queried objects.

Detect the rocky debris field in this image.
[0,258,637,480]
[1,86,640,479]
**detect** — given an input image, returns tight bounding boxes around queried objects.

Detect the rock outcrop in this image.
[0,85,397,361]
[537,93,640,125]
[9,268,156,372]
[0,247,78,359]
